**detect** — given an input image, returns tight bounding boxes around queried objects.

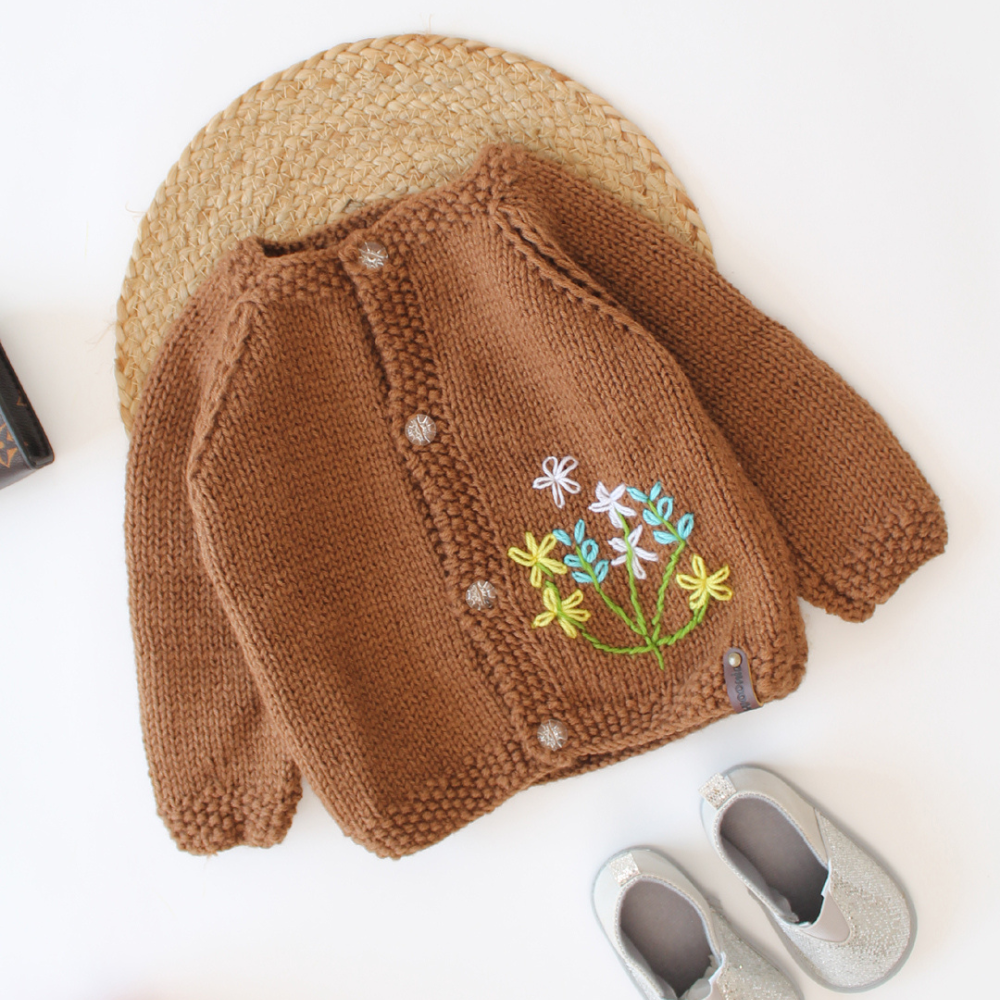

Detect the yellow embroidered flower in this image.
[507,532,568,588]
[532,586,591,639]
[676,555,733,611]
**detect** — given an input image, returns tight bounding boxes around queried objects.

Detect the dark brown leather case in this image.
[0,339,53,490]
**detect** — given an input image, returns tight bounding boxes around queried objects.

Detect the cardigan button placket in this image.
[343,223,578,773]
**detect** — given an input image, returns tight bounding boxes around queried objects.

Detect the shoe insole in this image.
[619,880,713,997]
[720,798,828,923]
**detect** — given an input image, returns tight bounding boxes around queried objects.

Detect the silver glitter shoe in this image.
[593,847,800,999]
[699,766,915,992]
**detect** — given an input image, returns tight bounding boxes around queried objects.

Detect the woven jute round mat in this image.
[115,34,715,433]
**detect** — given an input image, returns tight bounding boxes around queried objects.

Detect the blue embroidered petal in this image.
[581,539,599,562]
[563,554,583,568]
[574,519,587,544]
[572,571,592,584]
[594,559,610,582]
[657,496,674,520]
[677,513,694,539]
[649,481,662,501]
[626,487,648,503]
[653,529,677,546]
[642,509,659,526]
[552,529,573,546]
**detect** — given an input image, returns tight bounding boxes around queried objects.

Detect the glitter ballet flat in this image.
[699,766,915,992]
[593,846,800,999]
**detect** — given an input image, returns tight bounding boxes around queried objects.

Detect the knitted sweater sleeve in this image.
[125,248,301,854]
[491,145,946,622]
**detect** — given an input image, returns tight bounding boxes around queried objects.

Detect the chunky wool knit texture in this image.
[126,144,946,858]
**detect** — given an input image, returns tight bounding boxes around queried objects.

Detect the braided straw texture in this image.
[114,34,714,432]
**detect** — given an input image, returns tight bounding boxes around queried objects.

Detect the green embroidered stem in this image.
[656,602,707,647]
[651,540,686,641]
[576,626,662,661]
[650,643,666,670]
[618,512,649,637]
[574,544,640,635]
[573,581,705,663]
[575,628,652,656]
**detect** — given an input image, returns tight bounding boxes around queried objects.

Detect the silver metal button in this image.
[358,241,388,270]
[726,651,742,668]
[537,719,568,751]
[465,580,497,610]
[405,413,436,446]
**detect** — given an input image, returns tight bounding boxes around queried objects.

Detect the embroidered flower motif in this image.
[589,482,635,526]
[652,511,694,545]
[676,555,734,610]
[608,524,658,580]
[507,532,568,588]
[532,455,581,509]
[509,480,734,670]
[555,519,610,584]
[532,586,591,638]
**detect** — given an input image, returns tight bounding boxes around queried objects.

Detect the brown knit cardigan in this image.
[126,144,946,858]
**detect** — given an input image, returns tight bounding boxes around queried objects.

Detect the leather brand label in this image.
[724,647,761,713]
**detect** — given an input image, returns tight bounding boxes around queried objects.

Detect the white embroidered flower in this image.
[609,525,658,580]
[532,455,581,509]
[589,481,635,526]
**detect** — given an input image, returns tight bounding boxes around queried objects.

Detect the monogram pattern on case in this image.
[510,473,733,670]
[0,421,21,469]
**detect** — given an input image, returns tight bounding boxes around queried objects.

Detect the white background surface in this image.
[1,3,997,998]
